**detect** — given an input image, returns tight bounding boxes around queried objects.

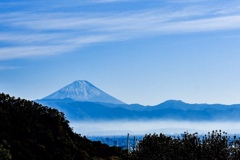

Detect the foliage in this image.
[132,130,240,160]
[0,143,12,160]
[0,93,126,160]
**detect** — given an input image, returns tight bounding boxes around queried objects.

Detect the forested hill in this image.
[0,93,126,160]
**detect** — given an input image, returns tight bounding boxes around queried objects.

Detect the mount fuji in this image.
[42,80,125,104]
[37,80,240,121]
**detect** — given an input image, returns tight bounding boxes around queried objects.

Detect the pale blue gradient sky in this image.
[1,0,240,105]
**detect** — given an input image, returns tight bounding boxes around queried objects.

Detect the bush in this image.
[133,130,240,160]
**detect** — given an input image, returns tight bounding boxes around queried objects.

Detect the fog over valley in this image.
[70,120,240,136]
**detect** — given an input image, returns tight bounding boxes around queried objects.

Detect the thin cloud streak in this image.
[0,35,117,60]
[167,0,208,3]
[0,66,20,70]
[0,46,70,60]
[0,33,66,44]
[88,0,133,3]
[1,2,240,60]
[154,15,240,33]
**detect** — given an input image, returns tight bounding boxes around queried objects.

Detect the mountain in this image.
[37,98,240,121]
[37,80,240,121]
[42,80,125,104]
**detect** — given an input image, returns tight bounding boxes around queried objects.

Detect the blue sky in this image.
[1,0,240,105]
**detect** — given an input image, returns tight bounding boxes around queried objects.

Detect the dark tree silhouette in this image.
[132,130,240,160]
[0,93,126,160]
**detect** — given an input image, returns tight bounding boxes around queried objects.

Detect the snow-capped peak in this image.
[42,80,125,104]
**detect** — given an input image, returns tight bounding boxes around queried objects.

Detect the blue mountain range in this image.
[36,80,240,121]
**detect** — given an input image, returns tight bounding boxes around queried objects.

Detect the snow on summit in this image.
[42,80,125,104]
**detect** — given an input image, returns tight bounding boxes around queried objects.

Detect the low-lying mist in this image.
[70,120,240,136]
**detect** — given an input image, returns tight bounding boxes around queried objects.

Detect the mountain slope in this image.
[42,80,125,104]
[0,93,126,160]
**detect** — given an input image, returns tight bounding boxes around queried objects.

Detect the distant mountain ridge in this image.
[37,99,240,121]
[37,80,240,121]
[42,80,125,104]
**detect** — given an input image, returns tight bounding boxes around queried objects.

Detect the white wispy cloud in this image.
[0,34,116,60]
[0,46,73,60]
[88,0,132,3]
[1,1,240,60]
[0,66,20,70]
[167,0,208,3]
[0,32,65,44]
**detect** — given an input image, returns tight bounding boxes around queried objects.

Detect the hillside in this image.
[0,93,126,160]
